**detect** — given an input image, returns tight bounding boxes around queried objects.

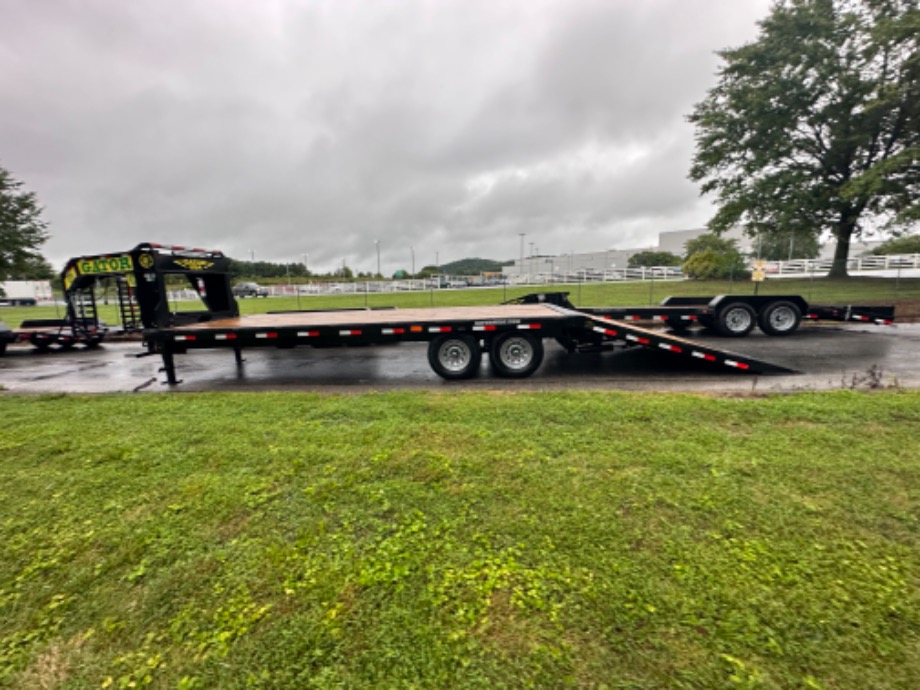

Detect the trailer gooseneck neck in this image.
[56,243,895,385]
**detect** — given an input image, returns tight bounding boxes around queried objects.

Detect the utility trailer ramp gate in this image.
[573,310,796,375]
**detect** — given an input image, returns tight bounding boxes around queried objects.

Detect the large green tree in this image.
[689,0,920,277]
[627,250,683,267]
[0,164,50,282]
[681,233,749,280]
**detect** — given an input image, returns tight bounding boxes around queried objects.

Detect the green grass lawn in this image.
[1,391,918,689]
[2,276,919,328]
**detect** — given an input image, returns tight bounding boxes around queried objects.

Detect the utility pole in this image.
[519,233,525,277]
[410,245,415,276]
[375,240,381,279]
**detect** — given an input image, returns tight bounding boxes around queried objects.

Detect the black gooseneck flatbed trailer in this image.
[56,243,896,385]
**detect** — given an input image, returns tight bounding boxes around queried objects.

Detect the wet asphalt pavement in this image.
[1,322,917,394]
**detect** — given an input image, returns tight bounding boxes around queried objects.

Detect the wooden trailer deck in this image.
[175,304,566,330]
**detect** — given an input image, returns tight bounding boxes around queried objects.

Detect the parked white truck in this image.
[0,280,53,306]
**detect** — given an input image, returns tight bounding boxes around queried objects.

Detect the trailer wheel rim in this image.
[724,307,753,333]
[498,336,534,371]
[438,339,473,373]
[767,305,797,332]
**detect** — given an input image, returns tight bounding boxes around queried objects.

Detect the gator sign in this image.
[78,255,133,275]
[65,255,134,290]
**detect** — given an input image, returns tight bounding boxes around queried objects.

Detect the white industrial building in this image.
[503,226,883,277]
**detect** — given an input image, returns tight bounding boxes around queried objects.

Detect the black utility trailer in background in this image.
[54,243,895,385]
[548,293,895,337]
[0,318,106,353]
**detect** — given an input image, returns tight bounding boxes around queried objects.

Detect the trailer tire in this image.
[716,302,756,337]
[489,332,544,378]
[29,334,53,352]
[428,334,481,380]
[758,300,801,336]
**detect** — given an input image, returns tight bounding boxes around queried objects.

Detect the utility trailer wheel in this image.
[716,302,756,337]
[29,334,53,352]
[428,334,482,380]
[758,300,802,336]
[489,332,544,378]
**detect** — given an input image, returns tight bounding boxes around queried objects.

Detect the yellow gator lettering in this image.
[174,258,214,271]
[78,255,133,275]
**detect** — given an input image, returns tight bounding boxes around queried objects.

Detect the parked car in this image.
[232,282,270,298]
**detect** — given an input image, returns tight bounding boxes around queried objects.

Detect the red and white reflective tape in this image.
[592,326,619,337]
[681,315,699,321]
[473,324,497,332]
[256,332,279,339]
[339,329,362,336]
[725,359,750,370]
[517,323,542,330]
[174,335,197,342]
[215,333,238,341]
[428,326,452,333]
[381,328,405,335]
[627,315,641,320]
[625,334,651,345]
[691,351,717,362]
[297,331,320,337]
[653,315,666,320]
[658,343,683,353]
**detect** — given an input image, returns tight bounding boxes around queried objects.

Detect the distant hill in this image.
[436,258,513,276]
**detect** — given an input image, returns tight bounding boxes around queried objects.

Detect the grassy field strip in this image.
[1,390,918,688]
[2,277,919,328]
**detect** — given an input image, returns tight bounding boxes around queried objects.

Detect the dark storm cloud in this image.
[0,0,771,272]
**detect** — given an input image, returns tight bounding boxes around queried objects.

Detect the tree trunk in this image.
[827,220,854,278]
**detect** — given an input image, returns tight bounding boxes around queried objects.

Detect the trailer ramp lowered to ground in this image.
[566,308,798,375]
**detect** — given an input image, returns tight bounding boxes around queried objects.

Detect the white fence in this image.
[763,253,920,276]
[254,267,685,298]
[165,253,918,302]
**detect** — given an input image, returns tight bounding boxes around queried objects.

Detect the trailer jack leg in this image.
[234,346,245,367]
[160,349,181,385]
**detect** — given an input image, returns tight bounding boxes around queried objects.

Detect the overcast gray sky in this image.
[1,0,773,274]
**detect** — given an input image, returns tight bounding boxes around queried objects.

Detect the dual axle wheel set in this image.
[428,331,543,380]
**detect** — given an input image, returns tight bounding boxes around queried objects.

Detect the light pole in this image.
[375,240,381,279]
[518,233,525,278]
[410,245,415,277]
[303,253,309,275]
